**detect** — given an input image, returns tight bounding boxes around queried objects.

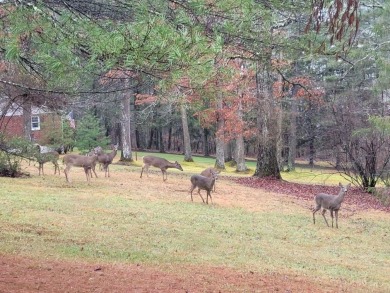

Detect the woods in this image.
[1,0,389,189]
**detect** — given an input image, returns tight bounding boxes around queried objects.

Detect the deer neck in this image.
[335,190,347,204]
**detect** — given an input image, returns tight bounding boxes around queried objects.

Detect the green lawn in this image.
[0,152,389,291]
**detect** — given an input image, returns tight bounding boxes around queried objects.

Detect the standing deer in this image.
[63,154,99,183]
[140,156,183,181]
[87,146,104,170]
[33,144,60,176]
[190,172,218,204]
[200,167,220,192]
[97,144,118,177]
[313,182,351,228]
[36,151,60,176]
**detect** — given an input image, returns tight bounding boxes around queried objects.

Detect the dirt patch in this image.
[0,254,357,293]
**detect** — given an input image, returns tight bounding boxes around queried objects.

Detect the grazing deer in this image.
[36,151,60,176]
[97,144,118,177]
[190,172,218,204]
[63,154,99,183]
[313,182,351,228]
[200,167,220,192]
[140,156,183,181]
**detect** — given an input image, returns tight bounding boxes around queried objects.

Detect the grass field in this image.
[0,151,389,292]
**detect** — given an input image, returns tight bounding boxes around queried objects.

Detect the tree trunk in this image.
[130,94,137,149]
[308,110,315,168]
[180,103,193,162]
[167,125,172,150]
[23,99,32,141]
[224,141,233,162]
[120,90,133,162]
[215,95,225,169]
[287,94,297,171]
[235,97,247,172]
[148,129,154,149]
[203,128,210,156]
[159,127,165,153]
[253,60,281,179]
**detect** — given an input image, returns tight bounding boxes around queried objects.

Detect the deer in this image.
[140,155,183,181]
[87,146,104,170]
[36,151,60,176]
[62,153,99,183]
[200,167,220,192]
[32,144,60,176]
[97,144,118,177]
[313,182,351,228]
[189,172,218,204]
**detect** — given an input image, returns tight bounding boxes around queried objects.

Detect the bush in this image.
[0,136,33,177]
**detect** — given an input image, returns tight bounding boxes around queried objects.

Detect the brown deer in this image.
[140,156,183,181]
[63,154,99,183]
[200,167,220,192]
[97,144,118,177]
[36,151,60,176]
[313,182,351,228]
[190,172,218,204]
[87,146,104,170]
[32,144,60,176]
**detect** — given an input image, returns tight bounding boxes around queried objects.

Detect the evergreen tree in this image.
[75,113,110,152]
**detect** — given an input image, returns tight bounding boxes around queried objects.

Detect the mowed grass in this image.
[0,152,389,291]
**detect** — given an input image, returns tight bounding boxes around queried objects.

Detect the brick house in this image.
[0,102,62,144]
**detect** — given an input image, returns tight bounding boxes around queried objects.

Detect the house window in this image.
[31,116,40,131]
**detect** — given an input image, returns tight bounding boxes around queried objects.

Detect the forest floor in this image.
[1,163,389,293]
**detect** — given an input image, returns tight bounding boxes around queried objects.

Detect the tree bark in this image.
[253,60,281,179]
[235,97,247,172]
[23,99,32,141]
[159,127,165,153]
[167,125,172,150]
[287,92,297,171]
[203,128,210,156]
[120,90,133,162]
[215,95,225,169]
[180,103,193,162]
[130,94,137,149]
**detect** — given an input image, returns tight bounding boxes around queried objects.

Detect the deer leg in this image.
[197,189,205,203]
[335,210,339,229]
[84,167,90,182]
[91,166,98,178]
[321,209,329,227]
[64,166,71,183]
[140,165,149,178]
[207,190,213,205]
[162,170,167,181]
[140,166,144,178]
[55,163,60,175]
[330,210,334,228]
[190,185,196,202]
[312,204,321,224]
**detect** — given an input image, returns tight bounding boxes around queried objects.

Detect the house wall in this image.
[0,115,25,137]
[0,113,61,143]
